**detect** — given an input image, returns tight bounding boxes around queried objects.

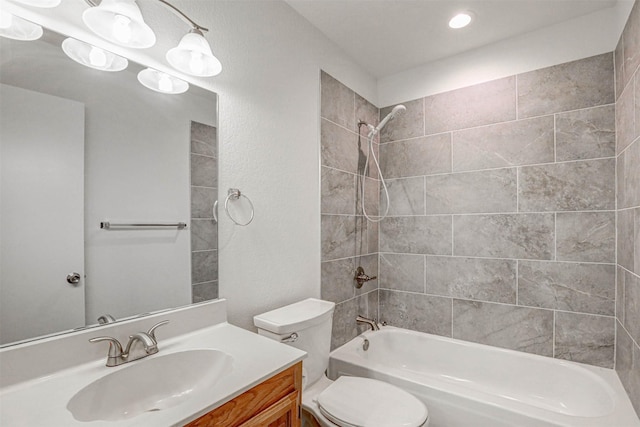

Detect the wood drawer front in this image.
[239,391,299,427]
[185,362,302,427]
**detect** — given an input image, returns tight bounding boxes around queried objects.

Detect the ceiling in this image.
[285,0,621,78]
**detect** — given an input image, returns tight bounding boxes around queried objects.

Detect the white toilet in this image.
[254,298,429,427]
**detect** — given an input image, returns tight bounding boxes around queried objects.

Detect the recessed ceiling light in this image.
[449,12,472,29]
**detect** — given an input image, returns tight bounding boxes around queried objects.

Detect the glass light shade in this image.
[0,11,42,41]
[12,0,61,7]
[166,31,222,77]
[61,38,128,72]
[137,68,188,94]
[82,0,155,48]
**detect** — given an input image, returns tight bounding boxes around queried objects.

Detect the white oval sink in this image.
[67,349,233,422]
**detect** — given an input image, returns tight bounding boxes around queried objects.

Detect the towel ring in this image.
[214,188,254,226]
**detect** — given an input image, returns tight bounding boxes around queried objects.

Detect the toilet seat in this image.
[316,376,428,427]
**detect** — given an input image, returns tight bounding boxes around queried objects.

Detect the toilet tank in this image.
[254,298,335,387]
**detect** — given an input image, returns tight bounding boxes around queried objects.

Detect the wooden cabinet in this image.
[185,362,302,427]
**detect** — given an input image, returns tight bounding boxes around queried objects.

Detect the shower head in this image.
[373,104,406,134]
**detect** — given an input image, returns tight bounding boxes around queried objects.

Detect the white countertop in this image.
[0,309,305,426]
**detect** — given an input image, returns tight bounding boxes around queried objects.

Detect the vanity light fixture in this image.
[0,10,43,40]
[12,0,61,7]
[137,67,189,94]
[82,0,156,48]
[61,38,129,72]
[448,12,472,29]
[83,0,222,77]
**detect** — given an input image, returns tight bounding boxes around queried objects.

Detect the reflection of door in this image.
[0,84,85,345]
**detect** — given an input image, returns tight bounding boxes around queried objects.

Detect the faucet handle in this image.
[89,336,124,358]
[147,320,169,341]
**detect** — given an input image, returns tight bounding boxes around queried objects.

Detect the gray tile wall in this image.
[378,52,617,369]
[615,0,640,416]
[321,71,379,349]
[190,121,218,302]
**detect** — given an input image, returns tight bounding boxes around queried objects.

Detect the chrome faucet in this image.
[90,320,169,367]
[356,315,380,331]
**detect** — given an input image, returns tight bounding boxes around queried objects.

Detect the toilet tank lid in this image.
[253,298,335,334]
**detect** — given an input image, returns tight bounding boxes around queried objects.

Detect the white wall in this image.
[205,1,377,329]
[377,2,634,106]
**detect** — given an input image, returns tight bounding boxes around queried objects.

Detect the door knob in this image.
[66,272,81,285]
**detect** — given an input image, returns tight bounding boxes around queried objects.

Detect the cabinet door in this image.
[239,392,299,427]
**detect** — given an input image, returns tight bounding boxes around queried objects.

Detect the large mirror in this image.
[0,27,218,346]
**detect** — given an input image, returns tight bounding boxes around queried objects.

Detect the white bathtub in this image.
[327,327,639,427]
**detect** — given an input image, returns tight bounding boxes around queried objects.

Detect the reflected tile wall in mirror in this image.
[190,121,219,302]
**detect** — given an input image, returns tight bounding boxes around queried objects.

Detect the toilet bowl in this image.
[254,298,429,427]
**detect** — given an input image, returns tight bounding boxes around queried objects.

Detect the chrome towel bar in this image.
[100,222,187,230]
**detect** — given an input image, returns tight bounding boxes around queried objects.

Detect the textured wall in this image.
[320,71,381,350]
[377,53,617,368]
[615,0,640,416]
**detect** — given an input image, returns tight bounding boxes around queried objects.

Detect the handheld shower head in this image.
[373,104,406,134]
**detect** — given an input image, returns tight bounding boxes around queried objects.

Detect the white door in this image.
[0,83,85,345]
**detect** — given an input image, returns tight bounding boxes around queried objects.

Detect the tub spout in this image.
[356,315,380,331]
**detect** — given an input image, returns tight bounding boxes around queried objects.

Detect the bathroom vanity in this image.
[0,299,305,426]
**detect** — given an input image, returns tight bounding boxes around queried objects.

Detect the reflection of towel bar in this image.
[100,222,187,230]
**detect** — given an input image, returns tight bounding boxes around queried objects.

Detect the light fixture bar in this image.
[84,0,208,32]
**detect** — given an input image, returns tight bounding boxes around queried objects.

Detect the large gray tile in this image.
[386,177,425,216]
[554,312,614,368]
[426,168,517,214]
[359,177,379,217]
[452,116,554,172]
[190,219,217,251]
[618,139,640,209]
[453,214,554,260]
[617,81,636,154]
[618,209,635,272]
[379,98,424,143]
[518,261,615,316]
[190,122,217,157]
[624,270,640,344]
[331,294,371,350]
[617,266,626,324]
[191,154,217,188]
[321,258,356,304]
[518,159,615,212]
[452,300,553,356]
[555,105,615,161]
[424,77,516,134]
[379,289,452,337]
[321,71,355,130]
[380,216,452,255]
[321,215,357,261]
[518,53,614,118]
[191,187,216,219]
[321,118,358,174]
[426,256,516,304]
[380,133,451,178]
[379,253,425,293]
[615,322,640,417]
[192,281,218,303]
[366,219,379,255]
[556,212,615,263]
[191,250,217,283]
[322,167,356,215]
[621,0,640,93]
